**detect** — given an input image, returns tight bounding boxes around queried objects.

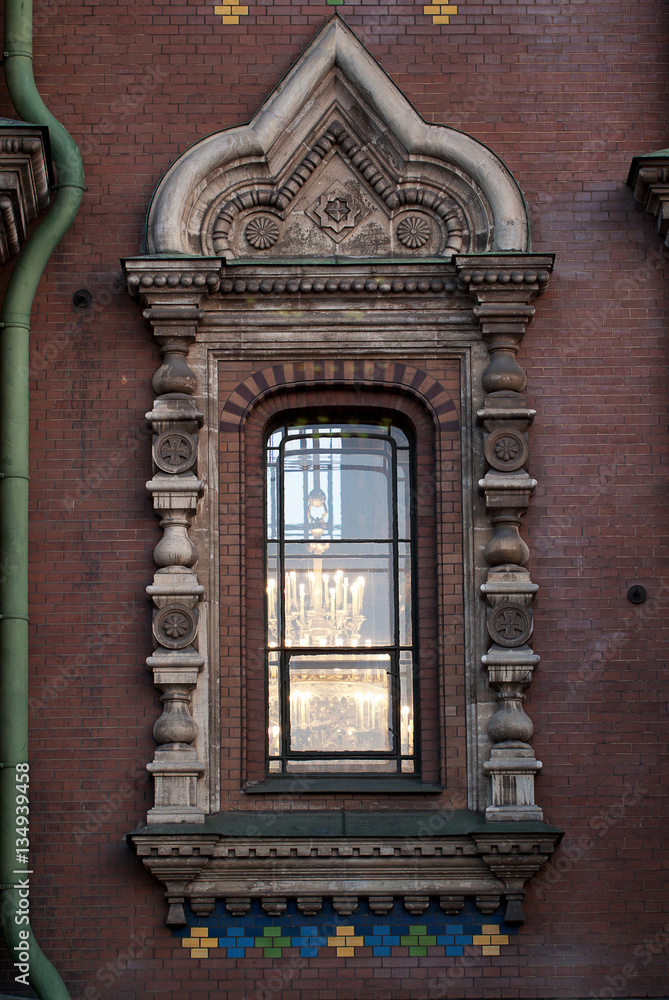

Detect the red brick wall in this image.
[0,1,668,997]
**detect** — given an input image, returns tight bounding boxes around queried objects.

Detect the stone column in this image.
[457,254,553,822]
[126,260,221,823]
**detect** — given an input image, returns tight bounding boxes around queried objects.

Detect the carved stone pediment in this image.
[147,17,529,259]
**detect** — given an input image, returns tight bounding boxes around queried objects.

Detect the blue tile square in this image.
[300,927,317,936]
[373,925,391,934]
[454,935,473,945]
[364,936,383,945]
[373,946,391,957]
[436,936,455,945]
[300,947,319,958]
[311,937,327,947]
[448,925,463,935]
[382,935,400,946]
[226,947,246,958]
[227,928,245,937]
[237,937,256,947]
[446,946,464,957]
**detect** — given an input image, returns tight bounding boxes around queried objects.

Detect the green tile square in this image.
[273,937,291,947]
[254,937,273,947]
[264,948,282,958]
[400,936,414,945]
[409,946,427,957]
[418,936,436,946]
[264,927,282,937]
[409,926,426,936]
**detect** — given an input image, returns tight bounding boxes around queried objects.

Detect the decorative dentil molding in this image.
[0,120,52,262]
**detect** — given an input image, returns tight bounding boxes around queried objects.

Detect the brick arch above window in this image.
[218,360,460,435]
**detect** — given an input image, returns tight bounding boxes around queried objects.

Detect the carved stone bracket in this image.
[456,253,554,823]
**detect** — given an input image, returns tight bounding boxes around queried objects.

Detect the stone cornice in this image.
[627,149,669,245]
[130,821,561,926]
[124,253,554,305]
[0,122,52,262]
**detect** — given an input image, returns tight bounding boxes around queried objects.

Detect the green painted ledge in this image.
[131,809,563,839]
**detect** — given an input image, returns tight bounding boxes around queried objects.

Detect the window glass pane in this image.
[289,654,392,753]
[391,425,409,447]
[282,434,393,540]
[399,652,414,756]
[266,449,279,539]
[397,450,410,541]
[267,651,280,756]
[399,543,412,647]
[283,543,393,647]
[266,543,279,648]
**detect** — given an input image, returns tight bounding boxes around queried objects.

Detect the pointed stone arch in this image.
[147,17,530,258]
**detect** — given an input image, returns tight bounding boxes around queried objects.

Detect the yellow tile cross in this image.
[327,925,365,957]
[214,4,249,25]
[181,926,219,958]
[423,3,458,24]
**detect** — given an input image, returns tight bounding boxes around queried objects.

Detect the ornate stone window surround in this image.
[124,17,562,926]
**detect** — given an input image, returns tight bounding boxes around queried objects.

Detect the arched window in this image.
[265,416,417,776]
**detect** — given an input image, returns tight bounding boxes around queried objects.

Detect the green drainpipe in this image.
[1,0,84,996]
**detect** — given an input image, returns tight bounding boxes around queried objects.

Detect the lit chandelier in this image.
[266,486,367,648]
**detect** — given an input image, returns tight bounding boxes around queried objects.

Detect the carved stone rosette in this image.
[457,255,554,823]
[129,262,221,823]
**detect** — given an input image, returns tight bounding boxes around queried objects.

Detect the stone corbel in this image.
[456,254,553,823]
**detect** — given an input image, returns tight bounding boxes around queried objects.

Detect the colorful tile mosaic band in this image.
[175,898,518,962]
